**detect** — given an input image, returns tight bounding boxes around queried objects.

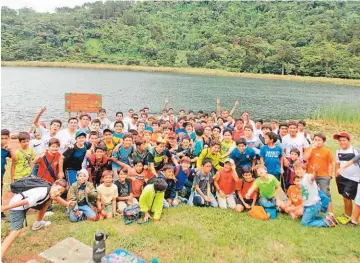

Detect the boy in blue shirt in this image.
[174,157,196,202]
[260,132,283,181]
[230,138,256,177]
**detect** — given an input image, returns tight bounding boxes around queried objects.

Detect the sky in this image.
[1,0,100,13]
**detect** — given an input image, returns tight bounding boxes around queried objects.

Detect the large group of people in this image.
[1,98,360,258]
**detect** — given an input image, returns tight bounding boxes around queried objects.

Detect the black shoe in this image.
[1,212,7,220]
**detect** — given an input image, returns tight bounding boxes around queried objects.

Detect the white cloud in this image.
[1,0,101,13]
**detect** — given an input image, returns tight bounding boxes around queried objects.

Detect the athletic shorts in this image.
[355,184,360,206]
[316,177,331,200]
[336,175,358,200]
[10,210,26,231]
[235,197,253,207]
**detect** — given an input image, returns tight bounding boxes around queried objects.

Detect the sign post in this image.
[65,93,102,114]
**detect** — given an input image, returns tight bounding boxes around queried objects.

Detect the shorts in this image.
[355,184,360,206]
[315,177,331,200]
[10,210,26,231]
[104,203,113,214]
[235,197,253,207]
[336,176,358,200]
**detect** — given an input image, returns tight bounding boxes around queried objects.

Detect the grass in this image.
[2,120,360,263]
[311,104,360,125]
[2,61,360,86]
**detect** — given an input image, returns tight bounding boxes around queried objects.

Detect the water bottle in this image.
[93,232,107,263]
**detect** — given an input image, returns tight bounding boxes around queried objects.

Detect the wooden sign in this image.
[65,93,102,113]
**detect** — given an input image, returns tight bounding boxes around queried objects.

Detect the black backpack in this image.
[11,177,52,206]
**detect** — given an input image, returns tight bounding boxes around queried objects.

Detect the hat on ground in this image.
[76,169,89,181]
[333,132,350,141]
[75,130,87,139]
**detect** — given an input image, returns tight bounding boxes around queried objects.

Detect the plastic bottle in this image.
[93,232,106,263]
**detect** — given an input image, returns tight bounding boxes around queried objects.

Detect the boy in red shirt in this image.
[214,159,239,209]
[235,166,258,212]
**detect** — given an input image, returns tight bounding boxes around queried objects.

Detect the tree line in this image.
[1,1,360,78]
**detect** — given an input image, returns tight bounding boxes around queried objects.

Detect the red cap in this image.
[168,132,177,139]
[333,132,351,141]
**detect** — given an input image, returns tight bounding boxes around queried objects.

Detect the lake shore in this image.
[3,61,360,86]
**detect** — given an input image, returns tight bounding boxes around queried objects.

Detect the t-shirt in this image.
[220,140,236,163]
[10,187,48,211]
[1,148,11,177]
[232,129,244,142]
[230,147,255,169]
[114,179,132,197]
[99,118,111,131]
[260,145,283,176]
[215,169,236,195]
[14,148,35,180]
[112,132,124,140]
[193,170,210,195]
[97,183,118,205]
[282,134,309,159]
[253,174,280,199]
[38,126,59,150]
[77,184,87,206]
[194,138,204,157]
[305,147,333,177]
[112,146,134,169]
[103,139,118,158]
[300,173,320,207]
[287,185,302,207]
[236,179,257,199]
[30,139,45,155]
[175,165,195,191]
[336,147,360,182]
[133,150,149,165]
[128,168,145,197]
[147,148,172,171]
[57,129,76,153]
[37,152,61,184]
[63,143,91,171]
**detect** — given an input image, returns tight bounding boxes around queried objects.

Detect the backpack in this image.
[123,204,142,225]
[175,165,190,178]
[11,177,52,206]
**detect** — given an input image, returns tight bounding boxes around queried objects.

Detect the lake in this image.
[1,67,360,132]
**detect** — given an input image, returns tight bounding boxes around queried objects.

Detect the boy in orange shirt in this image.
[303,132,334,214]
[279,175,303,219]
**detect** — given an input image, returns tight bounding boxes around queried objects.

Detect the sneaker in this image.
[1,212,7,221]
[324,218,336,228]
[32,220,51,231]
[336,214,350,225]
[346,221,358,227]
[326,213,338,225]
[44,211,54,217]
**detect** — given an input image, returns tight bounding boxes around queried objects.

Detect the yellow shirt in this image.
[15,148,35,179]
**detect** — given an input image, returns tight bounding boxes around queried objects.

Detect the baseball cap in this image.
[168,132,177,139]
[333,132,351,141]
[95,144,106,152]
[75,130,87,138]
[224,158,233,164]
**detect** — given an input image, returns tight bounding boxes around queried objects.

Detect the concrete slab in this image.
[40,237,93,263]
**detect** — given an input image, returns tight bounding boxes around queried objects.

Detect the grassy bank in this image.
[1,120,360,263]
[3,61,360,86]
[311,104,360,125]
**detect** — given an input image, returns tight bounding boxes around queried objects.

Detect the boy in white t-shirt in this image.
[294,161,336,228]
[282,121,309,163]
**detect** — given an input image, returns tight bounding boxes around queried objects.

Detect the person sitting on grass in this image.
[293,161,337,228]
[278,175,303,220]
[68,169,98,222]
[140,178,168,223]
[245,165,282,208]
[11,132,36,182]
[173,157,196,203]
[189,158,218,207]
[1,179,72,259]
[214,159,238,210]
[115,168,138,215]
[97,170,118,219]
[235,166,258,212]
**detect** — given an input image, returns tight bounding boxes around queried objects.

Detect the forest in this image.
[1,1,360,78]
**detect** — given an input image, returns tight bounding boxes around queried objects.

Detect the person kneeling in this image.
[115,168,138,214]
[214,159,238,209]
[68,169,98,222]
[1,179,71,259]
[235,166,258,212]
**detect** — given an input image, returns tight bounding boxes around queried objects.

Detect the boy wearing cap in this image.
[68,169,98,222]
[214,159,238,209]
[140,178,168,223]
[87,144,111,187]
[59,130,92,185]
[333,132,360,225]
